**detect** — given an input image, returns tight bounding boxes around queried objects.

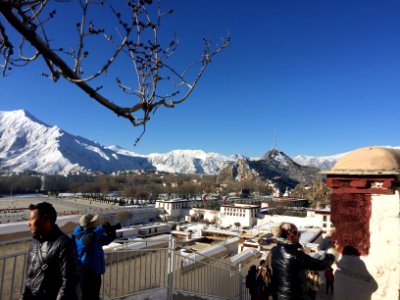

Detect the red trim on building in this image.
[326,175,398,256]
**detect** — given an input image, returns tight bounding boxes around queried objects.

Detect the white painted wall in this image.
[220,206,260,227]
[189,208,220,223]
[334,190,400,300]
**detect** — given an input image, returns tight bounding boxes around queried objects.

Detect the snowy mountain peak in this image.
[0,110,153,174]
[292,153,346,170]
[263,149,294,166]
[0,109,49,127]
[0,110,234,175]
[2,110,396,175]
[147,149,234,175]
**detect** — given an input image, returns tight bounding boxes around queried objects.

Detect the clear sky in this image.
[1,0,399,158]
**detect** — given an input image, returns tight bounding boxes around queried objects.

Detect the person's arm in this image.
[56,238,79,300]
[297,251,335,271]
[92,225,106,239]
[93,225,115,245]
[98,223,119,245]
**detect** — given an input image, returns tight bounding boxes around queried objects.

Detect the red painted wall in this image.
[327,176,396,256]
[331,192,371,255]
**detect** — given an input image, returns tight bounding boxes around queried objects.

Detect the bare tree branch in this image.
[0,0,230,145]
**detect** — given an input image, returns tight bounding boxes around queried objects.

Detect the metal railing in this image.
[1,235,251,300]
[0,251,28,300]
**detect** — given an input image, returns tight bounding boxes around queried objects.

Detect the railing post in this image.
[167,234,175,300]
[238,263,243,300]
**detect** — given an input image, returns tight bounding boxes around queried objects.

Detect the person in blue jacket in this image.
[72,214,120,300]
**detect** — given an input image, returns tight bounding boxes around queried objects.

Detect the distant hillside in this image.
[218,149,322,191]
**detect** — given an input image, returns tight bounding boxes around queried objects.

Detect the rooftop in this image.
[221,203,260,208]
[324,146,400,175]
[156,198,189,203]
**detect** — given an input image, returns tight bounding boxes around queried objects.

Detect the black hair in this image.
[29,202,57,224]
[249,265,257,272]
[342,245,360,256]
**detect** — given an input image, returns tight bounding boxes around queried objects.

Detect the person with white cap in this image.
[72,214,120,300]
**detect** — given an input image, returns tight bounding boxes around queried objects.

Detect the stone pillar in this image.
[325,147,400,299]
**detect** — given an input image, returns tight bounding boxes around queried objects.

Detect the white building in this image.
[188,208,220,223]
[306,207,333,232]
[219,204,261,228]
[155,198,191,219]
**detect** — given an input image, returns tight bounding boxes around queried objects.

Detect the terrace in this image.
[0,235,251,300]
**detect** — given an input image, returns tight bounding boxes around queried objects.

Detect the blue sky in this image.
[1,0,399,157]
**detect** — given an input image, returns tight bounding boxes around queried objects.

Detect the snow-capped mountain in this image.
[292,146,400,170]
[218,149,322,190]
[292,153,346,170]
[147,150,235,174]
[108,146,235,175]
[2,110,398,175]
[0,110,153,174]
[0,110,233,175]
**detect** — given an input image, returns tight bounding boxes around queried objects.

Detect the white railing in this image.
[1,235,251,300]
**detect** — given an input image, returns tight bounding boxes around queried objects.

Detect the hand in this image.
[102,222,112,231]
[113,223,122,230]
[327,247,339,262]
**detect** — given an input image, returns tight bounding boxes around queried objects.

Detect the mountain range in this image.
[0,110,359,178]
[0,110,239,175]
[217,150,322,190]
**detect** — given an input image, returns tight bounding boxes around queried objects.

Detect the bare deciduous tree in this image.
[0,0,230,143]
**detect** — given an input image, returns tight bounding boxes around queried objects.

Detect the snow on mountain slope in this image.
[0,110,234,175]
[0,110,153,174]
[106,145,146,158]
[2,110,398,175]
[292,146,400,170]
[292,153,346,170]
[147,150,235,175]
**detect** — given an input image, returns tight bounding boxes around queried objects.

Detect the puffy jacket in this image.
[21,225,79,300]
[72,225,114,275]
[270,242,334,300]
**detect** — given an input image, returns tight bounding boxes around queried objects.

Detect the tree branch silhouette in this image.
[0,0,230,145]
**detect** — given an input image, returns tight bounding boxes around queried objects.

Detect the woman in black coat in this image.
[270,222,335,300]
[246,264,258,300]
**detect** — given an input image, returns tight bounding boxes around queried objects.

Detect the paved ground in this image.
[0,195,119,220]
[317,283,334,300]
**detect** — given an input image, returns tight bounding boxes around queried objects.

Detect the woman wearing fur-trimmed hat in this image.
[269,222,335,300]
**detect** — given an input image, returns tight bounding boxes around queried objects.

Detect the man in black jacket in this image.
[270,222,335,300]
[20,202,79,300]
